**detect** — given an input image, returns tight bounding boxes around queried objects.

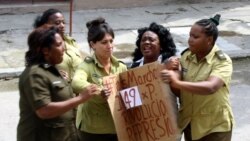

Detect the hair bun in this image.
[210,14,221,26]
[86,17,106,29]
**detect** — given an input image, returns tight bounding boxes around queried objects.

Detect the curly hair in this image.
[25,25,60,66]
[132,22,177,62]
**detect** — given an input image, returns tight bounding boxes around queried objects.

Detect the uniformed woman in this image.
[71,17,127,141]
[161,14,234,141]
[33,8,88,82]
[17,25,99,141]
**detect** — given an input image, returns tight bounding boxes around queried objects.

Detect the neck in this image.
[196,46,213,61]
[144,56,158,64]
[96,54,111,73]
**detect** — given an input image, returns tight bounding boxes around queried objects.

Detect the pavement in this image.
[1,1,250,79]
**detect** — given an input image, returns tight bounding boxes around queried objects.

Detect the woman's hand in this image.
[59,70,69,80]
[161,69,181,88]
[100,87,112,100]
[78,84,100,101]
[164,56,180,70]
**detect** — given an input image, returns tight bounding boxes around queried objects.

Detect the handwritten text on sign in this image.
[120,86,142,109]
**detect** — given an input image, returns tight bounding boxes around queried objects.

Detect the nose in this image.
[144,39,150,44]
[107,41,113,49]
[59,22,65,28]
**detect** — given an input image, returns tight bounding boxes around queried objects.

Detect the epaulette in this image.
[84,56,94,63]
[39,63,52,69]
[181,48,189,55]
[118,60,125,64]
[215,50,226,60]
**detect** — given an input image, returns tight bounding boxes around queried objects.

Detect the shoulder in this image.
[215,50,228,61]
[84,56,94,64]
[181,48,189,56]
[120,61,128,69]
[130,62,140,68]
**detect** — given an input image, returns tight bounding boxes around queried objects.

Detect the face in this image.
[188,24,212,55]
[44,33,65,65]
[91,33,114,59]
[48,13,65,35]
[140,31,161,60]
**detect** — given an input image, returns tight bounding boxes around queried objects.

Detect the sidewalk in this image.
[1,1,250,79]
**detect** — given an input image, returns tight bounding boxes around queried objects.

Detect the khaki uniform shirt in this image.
[17,64,77,141]
[56,35,88,82]
[72,55,127,134]
[179,45,234,140]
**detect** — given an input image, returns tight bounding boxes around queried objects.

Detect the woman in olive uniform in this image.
[161,14,234,141]
[17,25,99,141]
[71,17,127,141]
[33,9,87,82]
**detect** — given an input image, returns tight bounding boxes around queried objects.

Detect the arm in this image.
[161,70,224,95]
[71,63,92,93]
[36,85,98,119]
[162,53,232,95]
[164,56,180,70]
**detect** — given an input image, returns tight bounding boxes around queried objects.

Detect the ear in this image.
[42,48,49,56]
[207,36,213,46]
[90,41,95,50]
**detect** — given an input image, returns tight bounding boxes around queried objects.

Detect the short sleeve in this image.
[29,73,51,110]
[210,57,233,86]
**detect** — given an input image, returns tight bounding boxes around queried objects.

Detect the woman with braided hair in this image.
[161,14,234,141]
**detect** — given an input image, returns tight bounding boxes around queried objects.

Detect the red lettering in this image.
[156,118,166,137]
[145,83,155,100]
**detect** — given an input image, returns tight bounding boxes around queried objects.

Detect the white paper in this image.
[119,86,142,109]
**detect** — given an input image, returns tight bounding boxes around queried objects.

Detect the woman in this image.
[130,22,181,140]
[161,14,234,141]
[71,17,127,141]
[130,22,177,68]
[17,25,98,141]
[33,8,87,82]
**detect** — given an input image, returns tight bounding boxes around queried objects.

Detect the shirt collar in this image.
[92,54,120,68]
[137,55,162,67]
[185,45,219,64]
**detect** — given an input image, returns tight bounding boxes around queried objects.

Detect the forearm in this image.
[36,94,89,119]
[174,80,217,95]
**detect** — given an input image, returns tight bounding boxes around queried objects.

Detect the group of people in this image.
[17,8,234,141]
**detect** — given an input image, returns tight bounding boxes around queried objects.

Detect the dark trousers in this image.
[79,130,118,141]
[183,124,232,141]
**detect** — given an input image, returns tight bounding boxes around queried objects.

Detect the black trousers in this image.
[79,130,118,141]
[183,124,232,141]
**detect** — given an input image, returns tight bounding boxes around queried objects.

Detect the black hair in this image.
[33,9,62,28]
[25,25,60,66]
[132,22,177,62]
[86,17,114,46]
[195,14,221,45]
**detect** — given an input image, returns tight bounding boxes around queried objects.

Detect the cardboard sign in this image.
[103,62,178,141]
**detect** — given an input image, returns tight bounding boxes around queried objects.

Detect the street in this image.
[0,58,250,141]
